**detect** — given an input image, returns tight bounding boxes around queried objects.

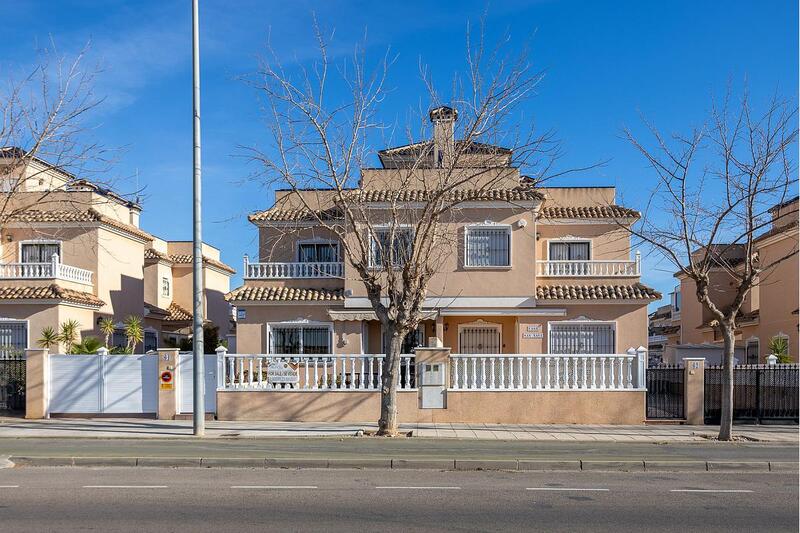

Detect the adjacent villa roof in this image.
[536,283,661,301]
[144,249,236,275]
[0,284,105,307]
[6,208,153,241]
[226,286,344,302]
[538,205,640,219]
[249,207,343,223]
[164,302,193,322]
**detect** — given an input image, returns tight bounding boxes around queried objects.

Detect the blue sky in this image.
[3,1,797,305]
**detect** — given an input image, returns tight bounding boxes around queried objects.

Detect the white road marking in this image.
[526,487,610,492]
[231,485,318,489]
[82,485,168,489]
[670,489,754,493]
[0,485,20,488]
[375,486,461,490]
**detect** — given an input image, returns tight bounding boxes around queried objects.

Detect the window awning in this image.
[327,309,438,321]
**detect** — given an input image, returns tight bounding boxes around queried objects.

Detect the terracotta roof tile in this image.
[350,188,543,203]
[7,208,153,241]
[168,254,236,274]
[144,248,171,262]
[225,285,344,302]
[378,140,512,155]
[539,205,640,219]
[0,284,104,307]
[248,207,342,223]
[536,283,661,301]
[164,302,193,322]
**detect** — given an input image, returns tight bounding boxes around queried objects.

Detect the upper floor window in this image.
[464,225,511,267]
[370,227,413,267]
[548,241,590,261]
[161,277,170,297]
[298,242,339,263]
[21,241,60,263]
[671,289,681,313]
[270,325,331,355]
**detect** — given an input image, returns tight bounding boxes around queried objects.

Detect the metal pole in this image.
[191,0,205,437]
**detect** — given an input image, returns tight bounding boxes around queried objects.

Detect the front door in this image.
[459,325,501,354]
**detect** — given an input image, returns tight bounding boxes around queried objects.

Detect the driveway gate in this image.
[704,365,799,424]
[646,365,685,419]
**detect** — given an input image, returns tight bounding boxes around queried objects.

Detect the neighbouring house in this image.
[222,107,660,423]
[0,149,235,355]
[661,196,799,365]
[647,296,681,365]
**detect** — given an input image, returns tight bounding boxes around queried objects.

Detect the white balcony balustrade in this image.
[243,255,343,279]
[449,350,647,391]
[217,352,417,391]
[537,252,641,277]
[0,254,93,285]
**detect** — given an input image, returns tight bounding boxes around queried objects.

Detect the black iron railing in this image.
[646,364,685,419]
[705,365,799,424]
[0,357,26,412]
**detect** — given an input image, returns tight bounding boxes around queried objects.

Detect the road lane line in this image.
[670,489,754,493]
[231,486,317,489]
[375,486,461,490]
[0,485,20,488]
[82,485,168,489]
[526,488,610,492]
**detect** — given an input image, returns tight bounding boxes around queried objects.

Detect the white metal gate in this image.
[459,325,501,354]
[549,322,616,354]
[177,353,217,413]
[48,354,158,415]
[0,320,27,358]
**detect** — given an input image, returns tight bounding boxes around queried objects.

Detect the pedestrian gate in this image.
[646,365,685,419]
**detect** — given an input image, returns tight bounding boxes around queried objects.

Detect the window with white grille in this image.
[20,241,60,263]
[464,225,511,267]
[161,277,170,297]
[549,322,615,354]
[370,227,413,267]
[270,325,331,355]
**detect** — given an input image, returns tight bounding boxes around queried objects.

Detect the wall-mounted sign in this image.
[526,324,543,333]
[237,307,246,320]
[522,332,543,339]
[160,370,174,390]
[267,360,299,384]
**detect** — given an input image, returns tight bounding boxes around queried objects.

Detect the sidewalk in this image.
[1,417,797,443]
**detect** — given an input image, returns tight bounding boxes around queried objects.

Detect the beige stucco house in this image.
[661,196,799,364]
[0,150,234,355]
[227,109,660,362]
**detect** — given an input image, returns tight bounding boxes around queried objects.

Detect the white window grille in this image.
[465,225,511,267]
[370,227,413,267]
[270,325,331,355]
[549,322,615,354]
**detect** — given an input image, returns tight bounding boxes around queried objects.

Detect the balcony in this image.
[537,254,641,278]
[243,257,344,280]
[0,254,93,285]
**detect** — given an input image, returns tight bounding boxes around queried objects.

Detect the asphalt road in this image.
[0,437,798,462]
[0,467,796,532]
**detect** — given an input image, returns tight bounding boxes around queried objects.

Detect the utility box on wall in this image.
[419,362,446,409]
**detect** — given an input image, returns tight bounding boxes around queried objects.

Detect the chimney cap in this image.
[429,106,458,122]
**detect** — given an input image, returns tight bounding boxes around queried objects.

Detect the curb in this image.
[7,456,799,473]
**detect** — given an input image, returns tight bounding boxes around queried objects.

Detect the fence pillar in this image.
[683,357,706,425]
[25,348,49,419]
[157,348,179,420]
[766,354,778,365]
[215,346,227,390]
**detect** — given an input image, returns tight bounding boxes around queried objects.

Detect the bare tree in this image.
[247,20,559,435]
[623,90,798,440]
[0,41,116,225]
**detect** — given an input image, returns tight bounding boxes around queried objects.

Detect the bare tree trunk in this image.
[718,323,736,440]
[377,330,404,436]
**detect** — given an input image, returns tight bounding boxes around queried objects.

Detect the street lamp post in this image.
[191,0,205,437]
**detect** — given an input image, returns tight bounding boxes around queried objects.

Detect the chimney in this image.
[429,106,457,168]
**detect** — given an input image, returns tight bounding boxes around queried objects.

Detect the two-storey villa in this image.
[0,150,234,355]
[227,109,660,363]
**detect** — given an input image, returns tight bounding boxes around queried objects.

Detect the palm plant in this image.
[768,336,791,364]
[37,326,59,350]
[98,317,116,348]
[58,319,81,354]
[69,336,103,355]
[123,315,144,354]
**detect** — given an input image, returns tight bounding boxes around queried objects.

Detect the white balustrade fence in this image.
[450,351,646,391]
[218,352,417,391]
[243,258,343,279]
[537,256,640,278]
[0,254,93,285]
